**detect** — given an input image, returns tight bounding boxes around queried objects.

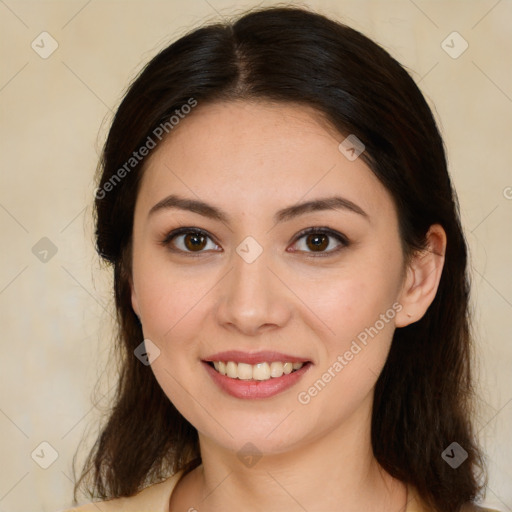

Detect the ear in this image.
[395,224,447,328]
[130,276,141,318]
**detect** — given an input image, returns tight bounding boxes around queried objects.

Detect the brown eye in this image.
[183,232,207,251]
[305,233,329,252]
[291,227,349,256]
[161,228,219,255]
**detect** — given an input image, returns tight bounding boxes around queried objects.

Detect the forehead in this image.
[137,100,396,224]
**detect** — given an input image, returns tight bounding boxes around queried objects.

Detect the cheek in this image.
[295,294,396,431]
[133,251,213,338]
[308,281,397,386]
[294,259,400,347]
[290,256,400,402]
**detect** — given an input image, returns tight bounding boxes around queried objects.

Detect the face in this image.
[130,100,408,455]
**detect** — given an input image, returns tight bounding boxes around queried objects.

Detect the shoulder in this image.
[59,470,185,512]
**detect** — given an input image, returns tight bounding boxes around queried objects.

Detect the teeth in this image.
[237,362,253,380]
[252,362,270,381]
[226,361,238,379]
[211,361,305,380]
[270,361,284,378]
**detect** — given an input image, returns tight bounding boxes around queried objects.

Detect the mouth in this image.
[201,359,313,399]
[205,360,308,381]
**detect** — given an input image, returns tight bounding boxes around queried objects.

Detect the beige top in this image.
[62,469,500,512]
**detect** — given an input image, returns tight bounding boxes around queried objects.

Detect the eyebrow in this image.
[148,193,370,224]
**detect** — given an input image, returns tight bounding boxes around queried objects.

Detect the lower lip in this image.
[202,361,312,399]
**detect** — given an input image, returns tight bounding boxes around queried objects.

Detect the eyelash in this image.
[159,226,350,258]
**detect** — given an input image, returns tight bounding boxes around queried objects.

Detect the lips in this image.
[203,350,311,365]
[201,350,313,399]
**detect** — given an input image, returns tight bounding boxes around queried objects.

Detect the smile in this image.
[202,360,312,399]
[209,361,304,381]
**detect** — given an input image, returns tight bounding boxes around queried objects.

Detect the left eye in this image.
[290,228,349,256]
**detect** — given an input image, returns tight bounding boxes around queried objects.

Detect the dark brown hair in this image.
[73,6,486,511]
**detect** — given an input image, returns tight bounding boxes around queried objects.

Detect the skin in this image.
[129,100,446,512]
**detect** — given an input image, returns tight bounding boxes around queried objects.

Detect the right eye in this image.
[160,227,221,256]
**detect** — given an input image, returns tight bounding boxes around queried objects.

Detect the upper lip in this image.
[203,350,311,365]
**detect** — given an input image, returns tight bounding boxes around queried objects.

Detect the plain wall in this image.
[0,1,510,510]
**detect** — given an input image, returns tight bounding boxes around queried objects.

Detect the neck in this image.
[173,393,407,512]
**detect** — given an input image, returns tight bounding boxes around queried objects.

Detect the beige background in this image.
[0,0,511,510]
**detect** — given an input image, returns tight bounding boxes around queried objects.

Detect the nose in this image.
[215,249,292,336]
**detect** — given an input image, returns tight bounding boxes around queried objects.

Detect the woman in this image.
[64,6,499,512]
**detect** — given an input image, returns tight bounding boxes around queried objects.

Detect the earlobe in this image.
[395,224,447,328]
